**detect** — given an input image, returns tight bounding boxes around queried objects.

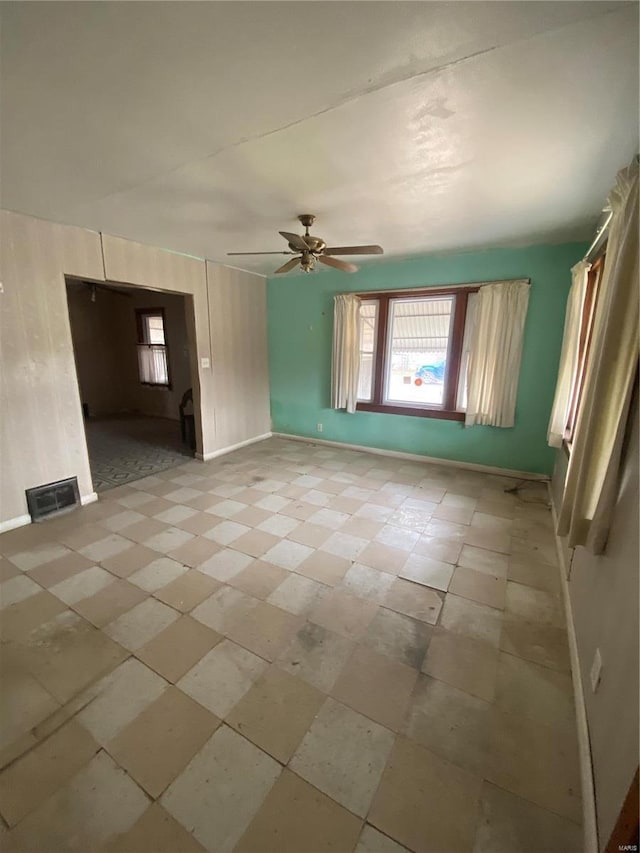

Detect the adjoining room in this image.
[65,279,197,491]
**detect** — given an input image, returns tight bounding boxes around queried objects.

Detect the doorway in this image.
[65,278,198,491]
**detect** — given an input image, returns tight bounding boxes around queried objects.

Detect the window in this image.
[136,309,170,387]
[356,287,478,420]
[564,253,605,444]
[357,301,378,402]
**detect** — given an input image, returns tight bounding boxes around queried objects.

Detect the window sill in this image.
[356,402,465,421]
[140,382,172,391]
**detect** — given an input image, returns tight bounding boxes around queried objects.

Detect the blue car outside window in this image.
[414,361,446,383]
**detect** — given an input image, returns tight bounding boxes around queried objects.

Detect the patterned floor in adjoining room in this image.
[85,416,193,492]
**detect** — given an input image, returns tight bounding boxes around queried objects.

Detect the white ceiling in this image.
[1,1,638,275]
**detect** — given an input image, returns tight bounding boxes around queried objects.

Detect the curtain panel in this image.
[547,260,591,447]
[465,279,530,428]
[137,344,169,385]
[558,160,639,553]
[331,293,361,414]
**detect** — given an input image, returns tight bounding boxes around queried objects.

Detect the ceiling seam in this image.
[63,3,626,213]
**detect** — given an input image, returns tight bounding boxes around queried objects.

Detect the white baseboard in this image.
[272,432,549,481]
[549,491,598,853]
[0,514,32,534]
[197,432,272,462]
[1,491,99,535]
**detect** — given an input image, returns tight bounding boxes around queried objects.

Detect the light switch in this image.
[200,357,210,369]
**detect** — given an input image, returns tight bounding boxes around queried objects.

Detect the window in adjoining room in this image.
[356,287,478,421]
[136,308,170,387]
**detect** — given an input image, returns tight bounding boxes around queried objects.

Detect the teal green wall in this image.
[267,242,587,475]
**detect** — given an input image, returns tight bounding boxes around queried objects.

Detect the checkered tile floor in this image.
[0,437,582,852]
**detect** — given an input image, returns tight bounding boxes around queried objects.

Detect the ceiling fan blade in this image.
[319,255,358,273]
[279,231,309,252]
[274,257,302,275]
[227,251,293,256]
[323,245,384,255]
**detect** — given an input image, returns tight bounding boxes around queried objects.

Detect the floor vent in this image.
[26,477,80,522]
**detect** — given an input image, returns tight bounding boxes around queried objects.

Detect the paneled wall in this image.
[0,212,104,523]
[0,211,270,528]
[207,262,270,452]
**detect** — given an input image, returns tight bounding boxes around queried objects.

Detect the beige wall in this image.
[206,262,271,452]
[0,210,270,527]
[66,282,130,416]
[551,395,639,850]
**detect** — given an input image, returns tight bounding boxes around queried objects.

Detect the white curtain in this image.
[465,279,530,427]
[331,293,361,413]
[547,260,591,447]
[137,345,169,385]
[558,160,639,553]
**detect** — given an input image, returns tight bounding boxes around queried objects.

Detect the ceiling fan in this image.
[227,214,383,274]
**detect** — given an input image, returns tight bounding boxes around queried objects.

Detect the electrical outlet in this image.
[316,423,323,433]
[590,648,603,692]
[200,357,210,369]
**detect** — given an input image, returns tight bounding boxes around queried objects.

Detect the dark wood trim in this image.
[359,287,471,418]
[357,285,480,300]
[135,307,167,344]
[356,402,465,421]
[444,291,468,412]
[371,297,388,405]
[605,767,639,853]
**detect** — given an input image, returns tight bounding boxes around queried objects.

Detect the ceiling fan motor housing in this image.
[297,236,326,253]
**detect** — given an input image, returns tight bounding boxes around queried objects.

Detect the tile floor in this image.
[0,437,583,852]
[85,416,192,491]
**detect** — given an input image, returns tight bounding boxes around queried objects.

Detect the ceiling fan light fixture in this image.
[301,255,316,273]
[228,214,384,275]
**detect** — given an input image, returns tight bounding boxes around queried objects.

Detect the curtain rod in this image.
[584,209,612,263]
[345,278,530,299]
[583,155,638,263]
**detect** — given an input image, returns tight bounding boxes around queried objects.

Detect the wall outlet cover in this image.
[316,423,323,432]
[200,357,210,369]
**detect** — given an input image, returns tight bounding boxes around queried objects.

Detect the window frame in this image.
[135,307,172,389]
[356,299,379,403]
[355,286,479,421]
